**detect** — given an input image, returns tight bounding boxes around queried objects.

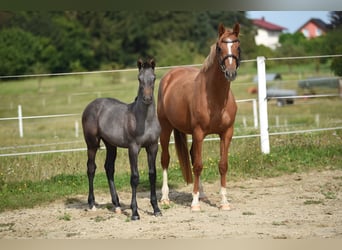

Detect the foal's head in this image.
[216,23,241,81]
[137,58,156,105]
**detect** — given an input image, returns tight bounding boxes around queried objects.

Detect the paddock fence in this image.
[0,54,341,157]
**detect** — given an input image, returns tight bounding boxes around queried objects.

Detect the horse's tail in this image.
[173,129,193,184]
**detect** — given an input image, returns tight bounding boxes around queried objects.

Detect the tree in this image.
[0,11,256,74]
[329,11,342,29]
[277,32,307,72]
[327,11,342,76]
[0,28,43,76]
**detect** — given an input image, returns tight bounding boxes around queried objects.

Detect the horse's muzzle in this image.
[143,95,153,104]
[224,70,237,81]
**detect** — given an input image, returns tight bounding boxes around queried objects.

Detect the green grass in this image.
[0,61,341,212]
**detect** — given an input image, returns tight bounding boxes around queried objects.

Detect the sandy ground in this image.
[0,169,341,239]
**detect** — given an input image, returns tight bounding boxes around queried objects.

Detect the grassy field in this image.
[0,60,341,212]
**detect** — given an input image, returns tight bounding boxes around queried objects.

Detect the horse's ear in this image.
[233,23,240,37]
[218,23,226,37]
[137,59,143,70]
[150,59,155,69]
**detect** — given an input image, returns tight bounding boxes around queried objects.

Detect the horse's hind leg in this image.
[104,142,121,213]
[159,123,173,204]
[86,146,98,210]
[146,143,162,217]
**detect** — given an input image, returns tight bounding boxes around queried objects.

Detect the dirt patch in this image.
[1,169,341,239]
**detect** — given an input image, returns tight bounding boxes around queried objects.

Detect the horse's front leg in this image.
[190,143,207,201]
[146,143,162,216]
[191,129,204,211]
[218,129,234,210]
[128,144,140,220]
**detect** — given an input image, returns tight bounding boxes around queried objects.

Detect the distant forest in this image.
[0,11,341,76]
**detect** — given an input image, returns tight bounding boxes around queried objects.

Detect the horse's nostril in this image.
[225,71,237,81]
[143,96,152,103]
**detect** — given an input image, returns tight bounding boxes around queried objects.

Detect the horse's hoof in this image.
[199,196,208,202]
[191,204,201,212]
[220,203,232,211]
[160,199,170,205]
[131,215,140,221]
[114,207,122,214]
[88,206,97,211]
[154,211,162,217]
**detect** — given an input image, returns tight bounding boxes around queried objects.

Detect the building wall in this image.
[254,28,281,50]
[300,22,325,39]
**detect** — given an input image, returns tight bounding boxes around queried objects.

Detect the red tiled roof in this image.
[252,18,287,31]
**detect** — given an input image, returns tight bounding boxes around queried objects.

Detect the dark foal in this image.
[82,59,161,220]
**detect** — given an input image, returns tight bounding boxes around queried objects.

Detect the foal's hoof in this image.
[191,204,201,212]
[88,205,97,211]
[114,207,122,214]
[131,215,140,221]
[154,211,162,217]
[219,203,232,211]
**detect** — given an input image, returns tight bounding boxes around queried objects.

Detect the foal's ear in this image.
[218,23,226,37]
[233,23,240,37]
[137,59,143,71]
[149,59,155,69]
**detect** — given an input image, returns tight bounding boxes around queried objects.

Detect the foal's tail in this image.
[173,129,193,184]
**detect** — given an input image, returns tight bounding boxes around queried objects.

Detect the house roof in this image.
[295,18,330,33]
[252,17,287,31]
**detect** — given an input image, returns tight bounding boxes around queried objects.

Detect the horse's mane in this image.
[200,44,216,73]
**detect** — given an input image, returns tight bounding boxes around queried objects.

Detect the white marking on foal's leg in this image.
[219,187,231,211]
[161,169,170,204]
[191,192,201,212]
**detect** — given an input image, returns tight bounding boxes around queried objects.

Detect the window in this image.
[302,28,309,38]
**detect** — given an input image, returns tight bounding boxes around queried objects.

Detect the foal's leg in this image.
[159,124,173,204]
[191,128,205,211]
[128,144,141,220]
[104,143,121,213]
[86,147,98,210]
[146,143,162,216]
[218,128,234,210]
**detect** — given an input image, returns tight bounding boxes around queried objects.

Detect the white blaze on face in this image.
[226,39,233,65]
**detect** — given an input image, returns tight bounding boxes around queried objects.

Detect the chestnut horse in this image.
[157,23,241,211]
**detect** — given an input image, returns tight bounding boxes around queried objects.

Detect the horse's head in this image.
[216,23,241,81]
[137,58,156,105]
